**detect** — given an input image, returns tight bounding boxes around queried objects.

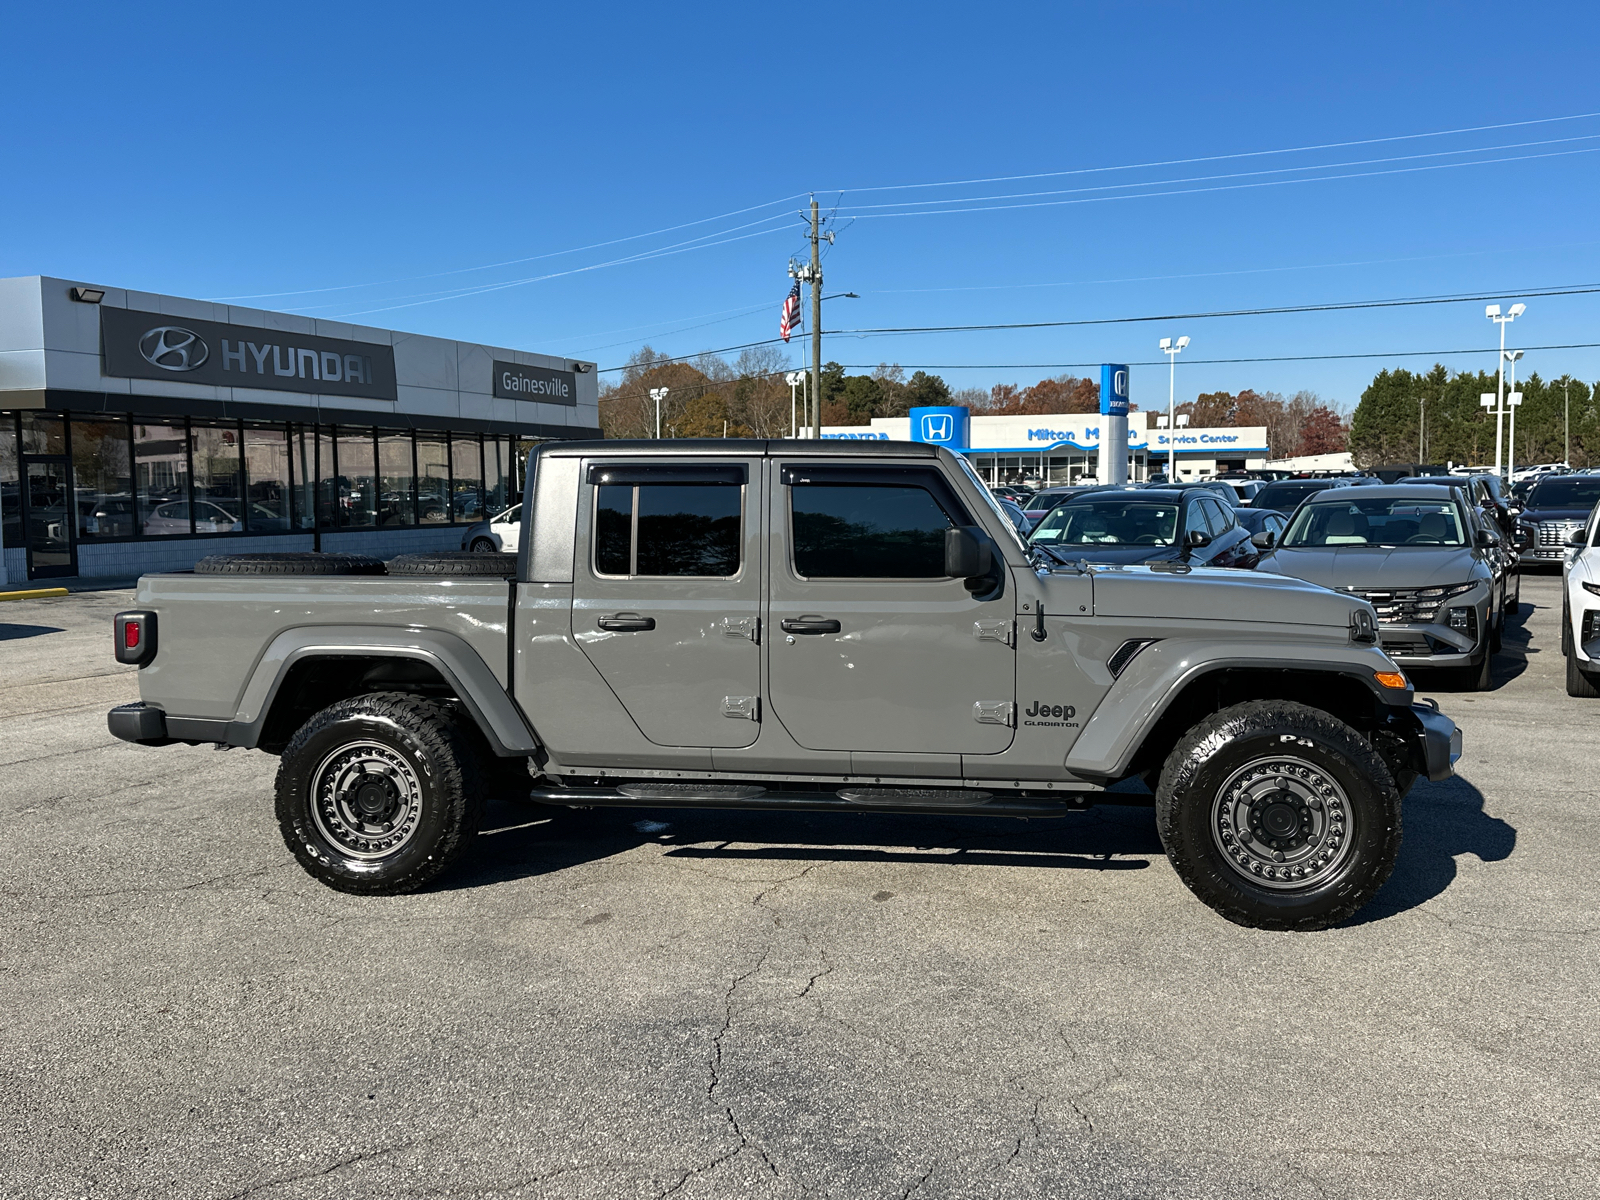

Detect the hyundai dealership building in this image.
[0,276,600,582]
[822,407,1269,485]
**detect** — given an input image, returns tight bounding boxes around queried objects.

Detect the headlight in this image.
[1446,606,1478,638]
[1584,581,1600,597]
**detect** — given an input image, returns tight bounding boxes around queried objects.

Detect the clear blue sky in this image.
[6,1,1600,413]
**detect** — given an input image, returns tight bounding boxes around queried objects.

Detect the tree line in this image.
[602,350,1351,458]
[1348,364,1599,469]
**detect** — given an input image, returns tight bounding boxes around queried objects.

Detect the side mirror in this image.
[1571,530,1590,548]
[1475,529,1496,548]
[1186,529,1213,549]
[944,526,991,582]
[1251,530,1277,549]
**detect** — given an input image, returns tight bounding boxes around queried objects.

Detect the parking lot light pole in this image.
[649,387,669,439]
[1486,303,1525,479]
[1159,336,1189,479]
[785,371,803,438]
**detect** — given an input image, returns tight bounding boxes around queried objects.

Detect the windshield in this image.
[1029,499,1178,547]
[1281,497,1467,547]
[1529,477,1600,508]
[1255,482,1332,509]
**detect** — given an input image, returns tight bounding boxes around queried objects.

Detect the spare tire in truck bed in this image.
[386,551,518,578]
[194,553,387,576]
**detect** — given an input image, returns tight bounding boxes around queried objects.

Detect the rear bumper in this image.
[108,701,169,744]
[1412,701,1462,781]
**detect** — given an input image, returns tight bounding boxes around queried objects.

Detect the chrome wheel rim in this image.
[311,741,425,861]
[1210,755,1354,891]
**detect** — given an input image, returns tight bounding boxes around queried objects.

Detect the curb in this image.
[0,587,70,602]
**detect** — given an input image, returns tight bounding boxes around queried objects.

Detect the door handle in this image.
[781,617,841,634]
[597,613,656,632]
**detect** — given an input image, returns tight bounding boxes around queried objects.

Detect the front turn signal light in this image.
[1374,670,1409,691]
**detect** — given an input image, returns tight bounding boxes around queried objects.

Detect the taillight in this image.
[114,610,157,666]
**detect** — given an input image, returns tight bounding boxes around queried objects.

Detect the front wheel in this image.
[470,537,498,553]
[275,692,485,894]
[1155,701,1402,931]
[1567,651,1600,698]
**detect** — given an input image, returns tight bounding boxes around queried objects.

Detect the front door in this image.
[571,458,763,748]
[24,459,76,578]
[766,461,1015,755]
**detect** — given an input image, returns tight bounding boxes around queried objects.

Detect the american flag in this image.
[780,280,802,342]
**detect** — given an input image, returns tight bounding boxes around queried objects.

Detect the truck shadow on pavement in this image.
[448,801,1163,892]
[1342,774,1517,925]
[0,623,65,641]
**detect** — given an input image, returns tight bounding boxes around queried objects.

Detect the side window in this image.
[1186,500,1215,537]
[593,482,742,578]
[791,483,956,578]
[1203,497,1235,531]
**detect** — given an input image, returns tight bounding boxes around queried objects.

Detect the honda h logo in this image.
[138,326,209,372]
[921,413,953,441]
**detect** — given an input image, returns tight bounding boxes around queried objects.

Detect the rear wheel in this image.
[275,692,484,894]
[1155,700,1401,931]
[470,537,498,553]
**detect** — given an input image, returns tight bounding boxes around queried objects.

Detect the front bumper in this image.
[1378,618,1486,667]
[1411,701,1462,781]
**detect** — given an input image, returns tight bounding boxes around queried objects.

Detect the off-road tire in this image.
[195,552,386,576]
[386,551,517,578]
[1155,700,1402,931]
[1567,650,1600,698]
[275,692,485,894]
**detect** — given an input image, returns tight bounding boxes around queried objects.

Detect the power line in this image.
[836,133,1600,213]
[839,145,1600,222]
[823,109,1600,195]
[834,341,1600,371]
[825,282,1600,339]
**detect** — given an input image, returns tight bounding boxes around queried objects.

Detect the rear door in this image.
[571,458,763,748]
[766,461,1015,755]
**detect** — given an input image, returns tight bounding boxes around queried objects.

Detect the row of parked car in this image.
[982,470,1600,694]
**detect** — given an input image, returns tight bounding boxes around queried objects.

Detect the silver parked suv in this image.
[1260,485,1506,690]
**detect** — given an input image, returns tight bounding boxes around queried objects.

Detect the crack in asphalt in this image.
[219,1134,443,1199]
[898,1164,936,1198]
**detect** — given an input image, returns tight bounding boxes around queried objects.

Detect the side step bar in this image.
[526,782,1088,818]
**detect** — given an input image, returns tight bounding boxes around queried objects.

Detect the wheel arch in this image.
[1068,648,1407,783]
[232,626,539,756]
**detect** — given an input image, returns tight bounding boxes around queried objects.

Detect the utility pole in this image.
[809,197,822,440]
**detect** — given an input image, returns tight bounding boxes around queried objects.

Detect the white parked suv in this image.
[1562,501,1600,696]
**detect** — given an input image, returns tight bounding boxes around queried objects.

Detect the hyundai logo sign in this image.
[921,413,953,441]
[138,326,209,372]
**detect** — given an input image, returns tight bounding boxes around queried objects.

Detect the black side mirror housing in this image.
[944,526,992,586]
[1186,529,1213,548]
[1250,530,1277,549]
[1475,529,1495,548]
[1570,530,1590,548]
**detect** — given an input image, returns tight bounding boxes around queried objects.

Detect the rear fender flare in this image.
[231,625,539,754]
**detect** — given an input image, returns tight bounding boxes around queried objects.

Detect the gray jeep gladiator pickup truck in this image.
[108,440,1461,930]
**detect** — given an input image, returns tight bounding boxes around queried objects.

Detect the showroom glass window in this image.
[377,429,417,526]
[191,421,244,534]
[485,436,512,516]
[71,415,135,540]
[594,482,742,577]
[334,426,378,529]
[134,421,192,536]
[450,433,483,523]
[790,483,954,578]
[417,434,449,524]
[244,425,292,533]
[20,412,66,456]
[0,413,20,550]
[289,426,317,532]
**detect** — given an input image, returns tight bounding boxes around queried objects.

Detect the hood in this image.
[1522,505,1596,523]
[1077,563,1361,627]
[1260,545,1483,590]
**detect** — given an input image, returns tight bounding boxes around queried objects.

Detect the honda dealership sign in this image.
[101,307,398,400]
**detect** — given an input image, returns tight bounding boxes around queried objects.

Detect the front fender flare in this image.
[229,625,538,754]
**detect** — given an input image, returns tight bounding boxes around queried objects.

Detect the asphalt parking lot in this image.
[1,576,1595,1200]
